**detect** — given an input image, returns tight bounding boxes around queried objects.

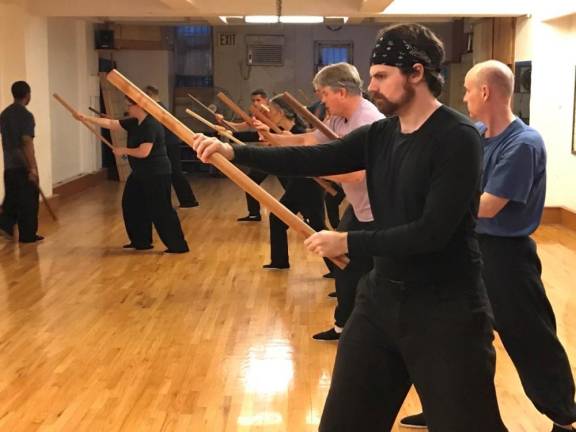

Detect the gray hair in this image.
[312,62,363,95]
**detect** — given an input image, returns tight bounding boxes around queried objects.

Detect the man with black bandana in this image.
[191,24,507,431]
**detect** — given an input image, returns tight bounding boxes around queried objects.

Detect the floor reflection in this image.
[241,338,294,395]
[236,339,294,427]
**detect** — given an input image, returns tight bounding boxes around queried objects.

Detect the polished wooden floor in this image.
[0,176,575,432]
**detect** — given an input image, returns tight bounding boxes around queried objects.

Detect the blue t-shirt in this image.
[476,118,546,237]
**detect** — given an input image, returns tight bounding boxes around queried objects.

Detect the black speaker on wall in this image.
[95,30,115,49]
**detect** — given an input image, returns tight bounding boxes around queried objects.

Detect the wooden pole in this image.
[38,186,57,221]
[297,88,311,104]
[88,106,111,119]
[53,94,115,150]
[280,92,339,140]
[187,93,236,132]
[217,92,254,126]
[218,92,337,196]
[185,109,245,146]
[15,148,57,222]
[216,92,282,146]
[250,106,283,134]
[107,69,349,269]
[187,93,216,117]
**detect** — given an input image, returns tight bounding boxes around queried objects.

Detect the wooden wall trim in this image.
[53,169,108,199]
[542,206,576,231]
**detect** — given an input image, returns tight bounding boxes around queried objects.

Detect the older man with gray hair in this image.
[253,62,383,340]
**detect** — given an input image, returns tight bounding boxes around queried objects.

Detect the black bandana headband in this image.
[370,36,436,70]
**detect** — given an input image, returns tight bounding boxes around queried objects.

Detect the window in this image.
[314,41,354,73]
[175,25,213,87]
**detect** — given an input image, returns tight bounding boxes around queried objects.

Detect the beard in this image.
[369,79,415,116]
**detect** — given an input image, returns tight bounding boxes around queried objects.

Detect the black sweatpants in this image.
[0,168,39,241]
[479,234,576,425]
[244,169,268,216]
[324,182,345,229]
[333,206,374,328]
[320,272,507,432]
[269,178,325,266]
[166,141,197,206]
[122,173,188,252]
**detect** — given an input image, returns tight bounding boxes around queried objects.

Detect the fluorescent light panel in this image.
[220,16,350,25]
[245,15,279,23]
[280,16,324,24]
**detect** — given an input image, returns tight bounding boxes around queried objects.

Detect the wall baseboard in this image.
[542,206,576,231]
[53,169,108,198]
[38,170,108,222]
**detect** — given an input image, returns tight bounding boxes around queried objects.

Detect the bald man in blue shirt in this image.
[401,60,576,432]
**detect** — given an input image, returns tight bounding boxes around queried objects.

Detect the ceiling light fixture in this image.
[325,16,349,24]
[279,16,324,24]
[244,15,280,24]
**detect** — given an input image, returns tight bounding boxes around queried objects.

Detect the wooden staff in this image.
[187,93,236,133]
[250,106,283,134]
[218,92,337,196]
[188,108,336,196]
[53,94,115,150]
[297,89,311,104]
[107,69,349,269]
[280,92,339,140]
[217,92,255,126]
[88,107,111,119]
[38,186,57,221]
[185,109,245,146]
[217,92,280,145]
[15,148,57,222]
[251,108,337,196]
[256,103,271,114]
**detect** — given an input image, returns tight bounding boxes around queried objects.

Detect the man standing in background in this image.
[0,81,43,243]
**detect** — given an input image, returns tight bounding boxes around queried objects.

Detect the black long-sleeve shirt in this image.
[233,105,484,284]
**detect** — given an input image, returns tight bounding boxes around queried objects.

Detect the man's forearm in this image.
[22,138,38,171]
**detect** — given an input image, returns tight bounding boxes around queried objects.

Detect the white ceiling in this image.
[15,0,533,23]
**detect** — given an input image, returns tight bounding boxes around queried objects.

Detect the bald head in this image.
[467,60,515,100]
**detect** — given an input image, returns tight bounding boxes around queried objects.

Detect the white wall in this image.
[0,8,102,198]
[515,13,576,211]
[0,3,53,198]
[212,22,454,110]
[113,50,174,109]
[48,18,101,184]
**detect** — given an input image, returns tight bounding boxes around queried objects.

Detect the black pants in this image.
[479,234,576,425]
[333,206,374,328]
[324,182,345,229]
[245,169,269,216]
[269,178,325,266]
[122,173,188,252]
[320,272,507,432]
[0,168,39,241]
[166,141,197,206]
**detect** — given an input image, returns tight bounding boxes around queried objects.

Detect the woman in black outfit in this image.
[76,97,189,253]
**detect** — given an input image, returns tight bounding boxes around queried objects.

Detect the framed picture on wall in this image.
[572,66,576,155]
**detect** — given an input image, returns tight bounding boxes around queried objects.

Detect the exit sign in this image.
[218,33,236,47]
